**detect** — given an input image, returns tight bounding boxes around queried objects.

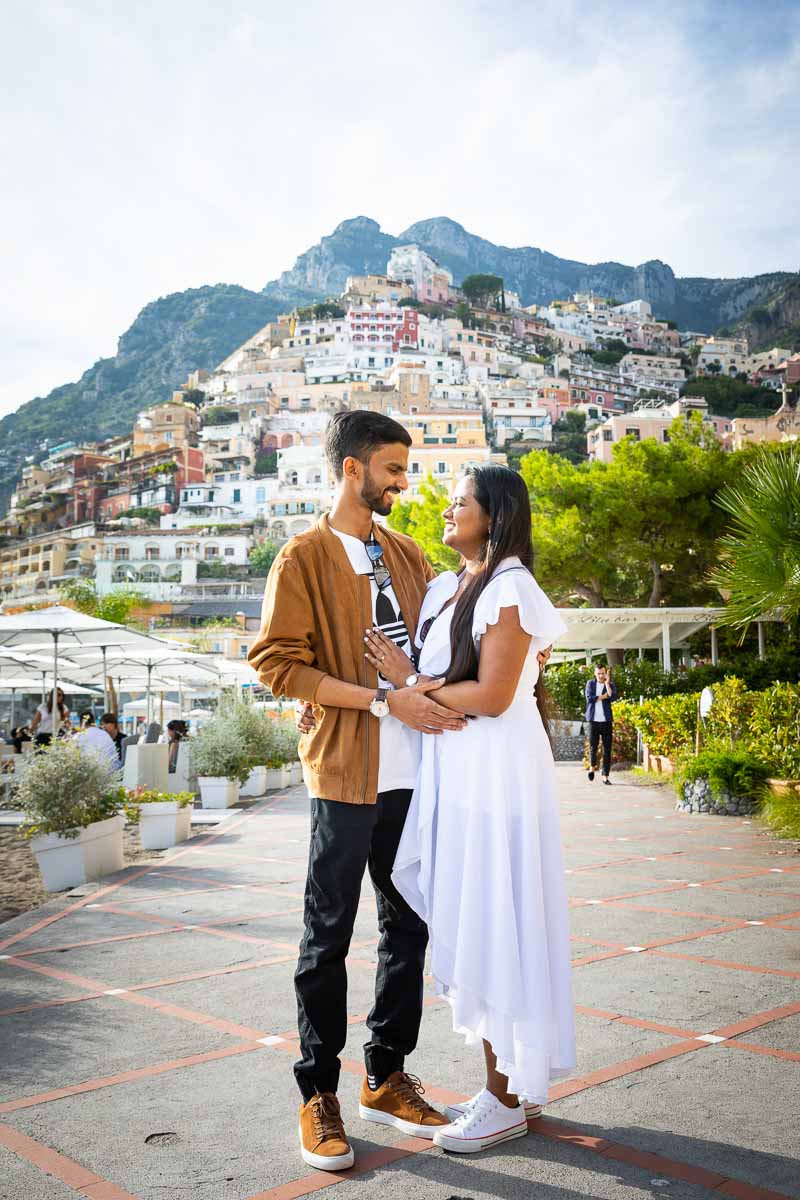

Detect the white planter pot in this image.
[139,801,192,850]
[240,766,268,798]
[289,762,302,786]
[30,815,125,893]
[280,765,292,788]
[198,776,239,809]
[265,767,284,790]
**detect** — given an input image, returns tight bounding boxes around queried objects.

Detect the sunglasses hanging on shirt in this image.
[364,536,391,591]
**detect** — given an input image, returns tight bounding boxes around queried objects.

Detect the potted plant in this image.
[189,715,250,809]
[274,723,301,786]
[229,700,276,798]
[125,787,194,850]
[17,740,124,892]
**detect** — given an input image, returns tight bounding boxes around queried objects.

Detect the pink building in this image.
[587,399,732,462]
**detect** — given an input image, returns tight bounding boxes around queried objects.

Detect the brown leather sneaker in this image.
[358,1071,449,1138]
[298,1093,354,1171]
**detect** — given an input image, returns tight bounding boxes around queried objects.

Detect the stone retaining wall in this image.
[676,778,757,816]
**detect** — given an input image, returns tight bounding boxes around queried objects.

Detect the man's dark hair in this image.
[100,712,118,726]
[325,410,411,481]
[79,710,95,726]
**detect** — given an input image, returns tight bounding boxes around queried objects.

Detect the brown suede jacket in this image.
[248,514,434,804]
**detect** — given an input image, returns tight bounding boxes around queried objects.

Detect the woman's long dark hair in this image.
[446,465,552,736]
[46,689,67,718]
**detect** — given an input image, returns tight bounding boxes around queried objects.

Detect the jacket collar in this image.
[315,513,423,634]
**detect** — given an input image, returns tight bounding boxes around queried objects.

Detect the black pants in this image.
[588,721,613,776]
[294,790,428,1102]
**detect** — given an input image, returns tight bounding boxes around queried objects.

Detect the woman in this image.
[364,465,575,1153]
[29,687,71,747]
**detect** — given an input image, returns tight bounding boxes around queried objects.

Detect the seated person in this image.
[99,712,125,758]
[75,710,121,768]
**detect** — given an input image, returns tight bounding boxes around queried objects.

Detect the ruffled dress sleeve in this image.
[472,569,567,653]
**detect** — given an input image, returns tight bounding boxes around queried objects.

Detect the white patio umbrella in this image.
[72,648,221,725]
[0,672,102,729]
[0,607,191,711]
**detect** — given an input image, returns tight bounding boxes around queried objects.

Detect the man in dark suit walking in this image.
[585,664,617,785]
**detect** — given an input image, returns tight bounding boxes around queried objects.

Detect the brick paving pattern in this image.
[0,765,798,1200]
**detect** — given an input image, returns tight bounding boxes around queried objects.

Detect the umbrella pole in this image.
[102,646,108,712]
[146,663,152,727]
[41,671,46,707]
[52,632,59,725]
[159,692,164,726]
[10,688,16,730]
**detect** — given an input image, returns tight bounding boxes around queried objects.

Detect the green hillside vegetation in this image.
[680,376,782,418]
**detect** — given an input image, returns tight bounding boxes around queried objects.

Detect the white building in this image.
[387,246,453,296]
[95,529,253,598]
[697,336,749,376]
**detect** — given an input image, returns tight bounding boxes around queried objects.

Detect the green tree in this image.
[254,449,277,475]
[709,443,800,630]
[386,477,461,572]
[520,413,738,607]
[248,540,280,576]
[681,375,778,418]
[461,274,505,310]
[181,388,207,409]
[202,407,239,426]
[59,579,150,627]
[549,410,588,465]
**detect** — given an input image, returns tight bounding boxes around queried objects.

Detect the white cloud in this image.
[1,0,798,420]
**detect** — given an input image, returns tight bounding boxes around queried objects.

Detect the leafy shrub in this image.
[217,696,277,769]
[17,740,122,840]
[189,714,251,783]
[760,785,800,838]
[674,747,772,805]
[747,683,800,779]
[612,700,640,764]
[629,693,700,758]
[703,677,754,749]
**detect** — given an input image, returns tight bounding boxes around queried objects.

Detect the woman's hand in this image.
[364,627,417,689]
[537,644,553,670]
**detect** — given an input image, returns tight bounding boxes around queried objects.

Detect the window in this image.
[436,461,446,474]
[662,430,670,442]
[239,644,249,658]
[625,428,641,440]
[114,547,129,561]
[368,357,375,367]
[145,546,160,561]
[204,545,219,560]
[255,487,266,503]
[224,547,235,557]
[602,430,613,442]
[232,488,241,503]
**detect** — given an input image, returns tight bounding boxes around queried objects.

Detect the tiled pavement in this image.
[0,764,798,1200]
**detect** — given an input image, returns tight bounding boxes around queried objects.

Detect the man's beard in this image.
[362,468,400,517]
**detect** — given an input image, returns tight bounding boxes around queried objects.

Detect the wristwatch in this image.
[369,687,391,720]
[404,673,419,688]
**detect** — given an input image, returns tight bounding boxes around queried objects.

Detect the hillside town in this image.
[2,244,799,662]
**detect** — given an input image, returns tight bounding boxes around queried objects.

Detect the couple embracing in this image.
[249,410,575,1167]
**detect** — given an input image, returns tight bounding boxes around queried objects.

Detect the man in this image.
[76,710,120,768]
[585,664,617,784]
[248,411,462,1172]
[99,713,124,759]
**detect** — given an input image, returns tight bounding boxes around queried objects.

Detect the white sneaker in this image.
[433,1089,528,1154]
[445,1092,542,1122]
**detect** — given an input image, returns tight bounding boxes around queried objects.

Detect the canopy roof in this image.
[553,607,780,654]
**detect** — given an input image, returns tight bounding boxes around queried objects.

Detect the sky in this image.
[2,0,799,421]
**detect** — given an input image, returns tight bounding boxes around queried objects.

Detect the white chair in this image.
[122,742,169,793]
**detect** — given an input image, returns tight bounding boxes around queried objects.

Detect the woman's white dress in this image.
[392,556,576,1102]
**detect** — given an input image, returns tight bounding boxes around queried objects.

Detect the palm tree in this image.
[709,443,800,629]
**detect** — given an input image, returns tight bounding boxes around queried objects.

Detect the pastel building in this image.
[587,397,732,462]
[386,246,453,304]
